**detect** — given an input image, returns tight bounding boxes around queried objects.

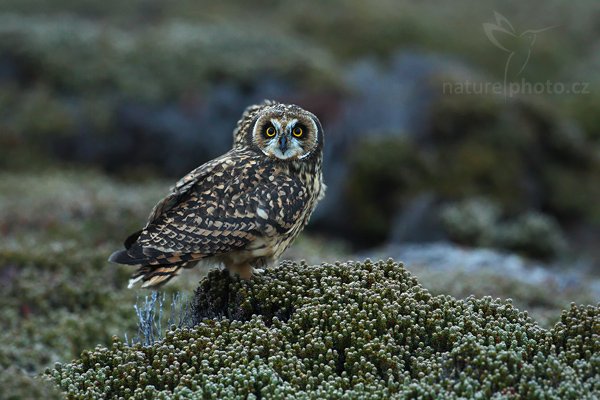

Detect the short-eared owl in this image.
[109,101,325,288]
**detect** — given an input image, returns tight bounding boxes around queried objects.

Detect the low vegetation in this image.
[50,260,599,399]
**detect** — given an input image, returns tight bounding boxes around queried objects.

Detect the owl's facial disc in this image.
[253,113,318,161]
[264,119,303,160]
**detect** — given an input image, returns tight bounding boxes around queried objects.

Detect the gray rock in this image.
[359,241,600,300]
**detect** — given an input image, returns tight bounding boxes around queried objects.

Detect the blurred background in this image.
[1,0,599,396]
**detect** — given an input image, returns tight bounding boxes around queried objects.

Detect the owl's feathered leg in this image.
[226,262,253,280]
[250,258,272,276]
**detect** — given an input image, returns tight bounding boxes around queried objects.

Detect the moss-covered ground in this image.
[49,260,599,399]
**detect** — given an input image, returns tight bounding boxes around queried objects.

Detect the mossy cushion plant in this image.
[49,260,599,399]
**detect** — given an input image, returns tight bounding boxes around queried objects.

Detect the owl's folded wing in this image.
[146,151,236,225]
[117,172,310,265]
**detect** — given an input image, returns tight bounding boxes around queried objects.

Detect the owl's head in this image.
[234,101,323,162]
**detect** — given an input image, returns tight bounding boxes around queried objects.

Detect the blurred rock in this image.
[360,241,600,301]
[315,62,600,255]
[314,53,463,234]
[388,193,445,243]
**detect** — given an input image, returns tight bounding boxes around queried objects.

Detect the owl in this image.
[109,101,325,288]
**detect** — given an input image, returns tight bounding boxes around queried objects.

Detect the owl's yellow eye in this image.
[265,126,276,137]
[292,126,303,138]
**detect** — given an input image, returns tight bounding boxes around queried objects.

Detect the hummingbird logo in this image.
[483,11,557,90]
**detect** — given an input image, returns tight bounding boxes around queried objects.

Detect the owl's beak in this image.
[279,136,288,153]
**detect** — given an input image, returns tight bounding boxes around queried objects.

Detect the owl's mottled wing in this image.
[147,153,234,224]
[127,156,310,264]
[116,151,235,252]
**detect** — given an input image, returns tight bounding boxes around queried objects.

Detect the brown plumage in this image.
[109,101,325,288]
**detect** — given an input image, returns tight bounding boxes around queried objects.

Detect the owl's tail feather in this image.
[109,230,202,288]
[129,260,200,288]
[109,248,191,289]
[108,249,145,265]
[108,230,147,265]
[128,264,184,289]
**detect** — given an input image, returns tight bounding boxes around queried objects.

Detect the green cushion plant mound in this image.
[49,260,599,399]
